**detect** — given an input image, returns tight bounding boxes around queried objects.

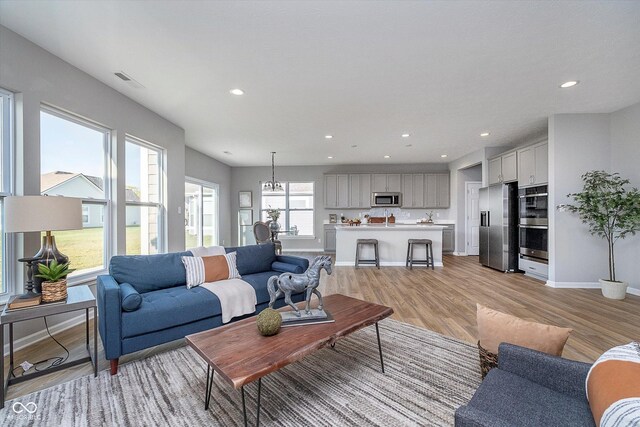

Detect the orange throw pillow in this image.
[476,304,572,355]
[586,342,640,427]
[182,252,241,289]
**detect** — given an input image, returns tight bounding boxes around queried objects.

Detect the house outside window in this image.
[185,179,219,248]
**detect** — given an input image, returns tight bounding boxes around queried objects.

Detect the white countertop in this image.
[335,224,445,231]
[324,219,454,225]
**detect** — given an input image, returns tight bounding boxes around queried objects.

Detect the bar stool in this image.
[355,239,380,269]
[406,239,434,270]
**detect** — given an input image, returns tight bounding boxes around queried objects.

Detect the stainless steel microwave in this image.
[371,192,402,207]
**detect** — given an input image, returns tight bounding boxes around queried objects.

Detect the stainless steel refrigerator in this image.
[479,183,519,272]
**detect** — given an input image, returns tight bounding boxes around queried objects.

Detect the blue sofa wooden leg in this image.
[110,358,119,375]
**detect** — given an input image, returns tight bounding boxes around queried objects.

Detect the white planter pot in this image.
[599,279,628,300]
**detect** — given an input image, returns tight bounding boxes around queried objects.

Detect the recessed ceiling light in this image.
[560,80,579,88]
[327,156,334,159]
[405,144,412,147]
[325,135,333,139]
[402,133,410,138]
[480,132,490,137]
[223,151,232,155]
[351,144,358,148]
[441,154,448,158]
[230,88,244,95]
[384,155,391,159]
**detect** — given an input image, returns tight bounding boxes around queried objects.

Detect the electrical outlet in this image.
[436,213,440,218]
[178,206,182,214]
[317,238,321,243]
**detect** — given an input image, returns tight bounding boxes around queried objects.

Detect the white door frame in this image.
[465,181,482,256]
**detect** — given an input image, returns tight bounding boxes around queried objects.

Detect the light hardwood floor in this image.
[3,254,639,402]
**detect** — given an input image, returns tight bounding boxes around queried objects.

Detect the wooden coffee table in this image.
[185,294,394,426]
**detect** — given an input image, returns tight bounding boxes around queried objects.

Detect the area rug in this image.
[1,320,481,426]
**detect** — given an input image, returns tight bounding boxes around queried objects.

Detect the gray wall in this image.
[230,163,450,250]
[610,102,640,291]
[185,147,232,246]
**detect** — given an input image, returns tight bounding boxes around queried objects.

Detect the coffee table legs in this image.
[241,377,262,427]
[376,322,385,374]
[204,365,215,410]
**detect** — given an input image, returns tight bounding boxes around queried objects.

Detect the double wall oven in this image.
[519,185,548,263]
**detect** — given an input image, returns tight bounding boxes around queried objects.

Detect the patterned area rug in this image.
[1,320,481,426]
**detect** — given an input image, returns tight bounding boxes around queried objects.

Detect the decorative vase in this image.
[268,220,280,234]
[42,279,68,303]
[599,279,628,300]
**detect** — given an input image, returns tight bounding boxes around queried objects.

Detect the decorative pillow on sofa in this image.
[586,342,640,427]
[476,304,572,377]
[182,252,241,289]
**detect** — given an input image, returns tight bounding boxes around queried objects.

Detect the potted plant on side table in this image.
[36,259,74,303]
[561,170,640,300]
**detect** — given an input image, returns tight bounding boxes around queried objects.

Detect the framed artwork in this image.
[238,209,254,226]
[239,191,252,208]
[329,214,338,223]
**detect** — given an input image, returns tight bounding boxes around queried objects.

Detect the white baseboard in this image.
[453,252,468,256]
[3,311,94,356]
[545,280,640,296]
[334,261,444,267]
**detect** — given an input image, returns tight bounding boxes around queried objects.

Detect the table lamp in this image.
[4,195,83,297]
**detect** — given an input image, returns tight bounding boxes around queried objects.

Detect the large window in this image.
[185,180,218,249]
[261,182,314,237]
[0,89,13,295]
[40,107,111,277]
[125,137,164,255]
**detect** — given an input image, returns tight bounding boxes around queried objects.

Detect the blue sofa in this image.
[97,243,309,374]
[455,343,595,427]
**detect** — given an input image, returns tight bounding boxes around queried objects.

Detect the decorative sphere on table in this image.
[257,308,282,336]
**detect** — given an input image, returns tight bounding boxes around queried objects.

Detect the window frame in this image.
[0,88,15,300]
[260,181,315,239]
[125,135,166,255]
[40,105,113,284]
[184,177,219,248]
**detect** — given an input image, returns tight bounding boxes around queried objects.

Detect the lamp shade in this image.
[4,196,83,233]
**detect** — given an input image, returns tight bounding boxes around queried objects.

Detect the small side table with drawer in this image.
[0,285,98,409]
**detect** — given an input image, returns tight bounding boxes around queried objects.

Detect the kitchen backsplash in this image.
[335,208,450,221]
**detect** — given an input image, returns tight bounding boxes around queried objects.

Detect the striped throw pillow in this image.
[182,252,241,289]
[586,342,640,427]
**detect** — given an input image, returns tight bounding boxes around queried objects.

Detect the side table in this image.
[0,285,98,409]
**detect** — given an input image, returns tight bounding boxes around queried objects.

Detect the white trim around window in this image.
[0,88,15,300]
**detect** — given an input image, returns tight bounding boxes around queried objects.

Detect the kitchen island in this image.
[335,224,446,267]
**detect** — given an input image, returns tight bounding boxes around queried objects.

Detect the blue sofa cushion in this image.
[225,244,277,275]
[467,368,595,427]
[272,261,304,274]
[121,286,221,338]
[120,283,142,312]
[110,252,192,293]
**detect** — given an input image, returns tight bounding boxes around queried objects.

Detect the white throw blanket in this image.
[187,245,257,323]
[200,278,257,323]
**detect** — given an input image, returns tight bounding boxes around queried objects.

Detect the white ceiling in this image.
[1,1,640,167]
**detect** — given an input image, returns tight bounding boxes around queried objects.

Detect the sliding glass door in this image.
[185,180,219,249]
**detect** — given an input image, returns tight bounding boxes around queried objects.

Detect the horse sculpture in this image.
[267,255,333,317]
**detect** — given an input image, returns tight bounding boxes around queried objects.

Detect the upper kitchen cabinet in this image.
[402,174,425,208]
[488,152,517,185]
[517,141,548,187]
[436,173,450,207]
[324,174,350,208]
[423,173,450,208]
[349,174,371,208]
[372,173,401,192]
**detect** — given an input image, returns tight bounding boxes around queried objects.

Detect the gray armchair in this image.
[455,343,595,427]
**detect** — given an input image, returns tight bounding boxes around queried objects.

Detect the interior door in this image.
[466,182,482,255]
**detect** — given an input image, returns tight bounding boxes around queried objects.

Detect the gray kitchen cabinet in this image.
[324,174,338,208]
[402,174,425,208]
[424,174,437,207]
[324,226,336,253]
[402,174,413,207]
[349,174,371,208]
[372,173,401,192]
[488,152,517,185]
[517,141,547,187]
[442,224,455,253]
[337,174,349,208]
[436,173,450,207]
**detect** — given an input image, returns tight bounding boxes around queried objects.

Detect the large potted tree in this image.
[562,170,640,299]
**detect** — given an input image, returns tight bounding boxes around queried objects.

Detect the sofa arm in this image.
[276,255,309,271]
[97,275,122,360]
[454,405,513,427]
[498,343,591,400]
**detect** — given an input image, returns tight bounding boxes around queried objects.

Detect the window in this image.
[0,89,13,295]
[125,137,164,255]
[40,107,111,278]
[185,180,219,249]
[260,182,314,237]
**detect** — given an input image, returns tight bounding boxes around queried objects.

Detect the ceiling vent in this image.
[114,71,144,89]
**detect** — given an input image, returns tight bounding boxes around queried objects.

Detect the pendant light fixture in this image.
[263,152,284,192]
